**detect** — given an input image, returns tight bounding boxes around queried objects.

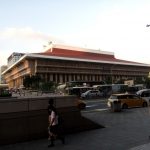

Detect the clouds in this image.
[0,27,64,65]
[0,27,64,42]
[1,1,150,66]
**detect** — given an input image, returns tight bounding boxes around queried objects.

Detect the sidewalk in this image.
[1,107,150,150]
[129,143,150,150]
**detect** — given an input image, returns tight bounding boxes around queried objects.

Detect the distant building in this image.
[7,52,24,67]
[2,44,150,88]
[0,65,7,84]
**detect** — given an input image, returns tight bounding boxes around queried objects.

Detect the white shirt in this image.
[50,110,58,126]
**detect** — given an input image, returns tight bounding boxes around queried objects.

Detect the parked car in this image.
[107,93,148,109]
[136,89,150,105]
[81,90,103,99]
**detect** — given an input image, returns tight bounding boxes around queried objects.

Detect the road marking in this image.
[86,104,98,108]
[82,108,109,113]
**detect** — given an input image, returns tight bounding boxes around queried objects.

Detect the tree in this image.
[105,76,112,84]
[30,75,41,89]
[40,81,55,91]
[144,77,150,88]
[114,79,124,84]
[23,74,41,89]
[134,77,144,85]
[23,75,32,89]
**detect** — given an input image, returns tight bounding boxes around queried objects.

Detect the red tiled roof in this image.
[35,47,144,65]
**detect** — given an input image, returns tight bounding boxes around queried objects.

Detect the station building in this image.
[2,44,150,88]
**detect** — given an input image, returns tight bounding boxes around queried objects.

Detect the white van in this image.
[136,89,150,105]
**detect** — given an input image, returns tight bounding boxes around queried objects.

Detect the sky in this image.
[1,0,150,66]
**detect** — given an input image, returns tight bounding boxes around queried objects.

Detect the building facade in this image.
[0,65,7,84]
[2,44,150,88]
[7,52,24,67]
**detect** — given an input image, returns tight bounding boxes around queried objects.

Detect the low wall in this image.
[0,95,101,145]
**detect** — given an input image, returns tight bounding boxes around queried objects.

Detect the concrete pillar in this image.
[59,74,63,83]
[50,74,53,81]
[55,74,58,83]
[69,74,72,82]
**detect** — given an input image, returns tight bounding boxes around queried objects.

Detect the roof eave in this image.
[28,53,150,67]
[2,53,150,75]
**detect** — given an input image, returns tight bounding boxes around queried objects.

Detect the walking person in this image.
[48,98,65,147]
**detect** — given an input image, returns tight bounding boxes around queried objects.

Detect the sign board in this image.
[124,80,134,86]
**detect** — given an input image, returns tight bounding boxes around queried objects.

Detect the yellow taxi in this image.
[107,93,148,109]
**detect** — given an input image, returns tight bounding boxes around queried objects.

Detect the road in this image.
[82,98,108,112]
